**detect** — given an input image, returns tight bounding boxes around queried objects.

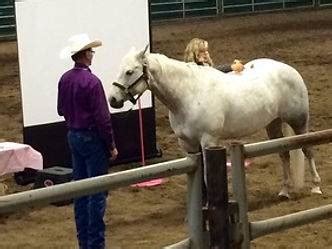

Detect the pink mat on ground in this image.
[131,178,166,188]
[227,159,252,172]
[130,159,252,188]
[0,142,43,175]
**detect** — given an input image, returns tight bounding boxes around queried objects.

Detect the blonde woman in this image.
[184,38,244,73]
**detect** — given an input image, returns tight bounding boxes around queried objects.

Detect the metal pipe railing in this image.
[186,153,204,249]
[231,128,332,248]
[0,157,197,214]
[244,129,332,158]
[250,204,332,239]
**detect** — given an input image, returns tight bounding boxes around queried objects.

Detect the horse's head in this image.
[109,45,150,108]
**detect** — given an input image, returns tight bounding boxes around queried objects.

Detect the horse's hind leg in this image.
[266,118,291,198]
[288,119,322,194]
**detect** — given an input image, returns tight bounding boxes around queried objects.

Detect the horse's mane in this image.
[149,53,226,79]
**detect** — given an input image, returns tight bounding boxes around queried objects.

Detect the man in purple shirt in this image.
[57,33,118,249]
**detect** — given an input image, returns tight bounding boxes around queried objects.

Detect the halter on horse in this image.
[109,46,322,198]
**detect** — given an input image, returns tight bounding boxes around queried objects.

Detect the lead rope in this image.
[138,98,145,166]
[137,64,148,166]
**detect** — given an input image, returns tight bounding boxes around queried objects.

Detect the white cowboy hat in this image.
[59,33,102,59]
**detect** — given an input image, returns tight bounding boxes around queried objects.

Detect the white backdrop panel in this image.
[15,0,151,126]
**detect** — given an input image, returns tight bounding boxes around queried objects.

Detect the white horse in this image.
[108,46,322,198]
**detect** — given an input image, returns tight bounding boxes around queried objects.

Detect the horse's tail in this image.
[282,123,305,189]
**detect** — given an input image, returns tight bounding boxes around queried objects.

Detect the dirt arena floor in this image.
[0,8,331,249]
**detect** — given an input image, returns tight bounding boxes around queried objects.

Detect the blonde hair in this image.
[183,38,213,66]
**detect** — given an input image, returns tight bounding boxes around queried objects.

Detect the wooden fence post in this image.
[205,146,229,249]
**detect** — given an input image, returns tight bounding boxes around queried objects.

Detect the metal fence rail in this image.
[0,2,15,40]
[244,129,332,158]
[230,129,332,248]
[250,204,332,240]
[150,0,331,20]
[0,129,330,248]
[221,0,315,14]
[1,1,331,39]
[151,0,218,20]
[0,157,197,214]
[0,152,204,248]
[320,0,332,6]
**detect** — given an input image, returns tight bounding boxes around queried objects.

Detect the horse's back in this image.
[245,58,302,79]
[244,58,309,123]
[244,58,307,94]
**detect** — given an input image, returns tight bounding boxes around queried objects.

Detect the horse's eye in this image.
[126,70,134,76]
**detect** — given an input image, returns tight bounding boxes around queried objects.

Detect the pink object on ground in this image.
[132,98,167,188]
[227,159,252,172]
[131,178,166,188]
[131,159,252,188]
[0,142,43,175]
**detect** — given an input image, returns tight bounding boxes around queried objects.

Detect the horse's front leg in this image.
[178,137,208,208]
[177,138,200,154]
[200,134,221,179]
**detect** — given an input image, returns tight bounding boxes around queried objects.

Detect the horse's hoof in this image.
[278,192,290,199]
[311,186,322,195]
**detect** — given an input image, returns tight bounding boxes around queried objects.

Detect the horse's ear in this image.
[138,44,150,59]
[142,44,149,54]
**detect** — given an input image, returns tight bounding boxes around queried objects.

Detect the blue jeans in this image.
[67,130,109,249]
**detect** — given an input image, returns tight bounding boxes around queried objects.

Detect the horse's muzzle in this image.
[109,96,124,109]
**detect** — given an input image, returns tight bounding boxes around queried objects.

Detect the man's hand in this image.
[231,59,244,73]
[110,148,118,160]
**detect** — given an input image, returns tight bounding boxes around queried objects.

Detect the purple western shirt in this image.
[57,63,116,149]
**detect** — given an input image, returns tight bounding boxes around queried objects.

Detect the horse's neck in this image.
[147,54,191,113]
